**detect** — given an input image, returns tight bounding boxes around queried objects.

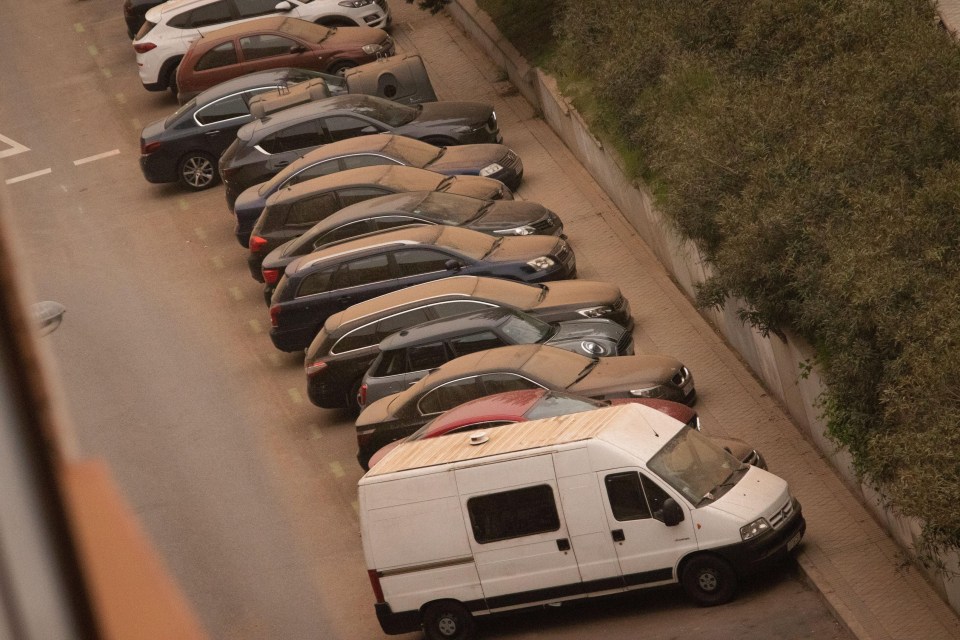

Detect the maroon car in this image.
[176,17,394,102]
[367,388,766,469]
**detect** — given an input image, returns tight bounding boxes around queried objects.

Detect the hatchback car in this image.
[233,164,513,248]
[219,94,501,206]
[354,344,696,469]
[367,389,766,469]
[268,226,576,352]
[134,0,391,94]
[138,67,341,191]
[253,190,562,290]
[174,18,394,102]
[360,307,631,406]
[303,275,633,412]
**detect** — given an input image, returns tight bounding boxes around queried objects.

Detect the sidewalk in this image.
[388,2,960,639]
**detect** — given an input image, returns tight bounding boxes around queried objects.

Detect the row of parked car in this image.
[132,5,805,638]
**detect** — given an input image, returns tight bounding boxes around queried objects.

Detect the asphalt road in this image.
[0,1,852,639]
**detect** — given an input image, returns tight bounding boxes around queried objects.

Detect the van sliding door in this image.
[456,454,583,608]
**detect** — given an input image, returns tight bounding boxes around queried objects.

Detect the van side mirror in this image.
[444,259,464,271]
[661,498,684,527]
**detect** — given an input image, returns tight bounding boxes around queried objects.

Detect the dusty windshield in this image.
[647,427,746,507]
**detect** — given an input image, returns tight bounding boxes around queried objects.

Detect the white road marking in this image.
[329,461,345,478]
[73,149,120,166]
[5,168,51,185]
[0,133,30,159]
[228,286,243,301]
[287,388,303,404]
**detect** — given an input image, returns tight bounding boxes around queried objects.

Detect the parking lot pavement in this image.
[390,2,960,639]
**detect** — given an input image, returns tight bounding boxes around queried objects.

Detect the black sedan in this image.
[252,190,564,291]
[268,225,576,352]
[138,68,343,191]
[218,93,502,207]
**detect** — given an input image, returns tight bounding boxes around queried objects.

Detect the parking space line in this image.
[248,319,263,333]
[211,256,225,270]
[228,286,243,301]
[287,388,303,404]
[86,45,98,57]
[115,93,126,105]
[329,461,345,478]
[194,227,207,240]
[73,149,120,166]
[0,133,30,159]
[101,68,112,79]
[178,198,190,211]
[131,118,142,131]
[308,423,323,439]
[5,168,52,185]
[74,23,85,33]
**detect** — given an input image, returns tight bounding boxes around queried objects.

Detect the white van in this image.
[358,403,805,639]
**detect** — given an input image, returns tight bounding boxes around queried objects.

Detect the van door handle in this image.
[611,529,625,542]
[556,538,570,552]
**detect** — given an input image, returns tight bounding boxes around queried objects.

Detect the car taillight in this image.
[249,235,268,253]
[305,360,327,376]
[269,305,280,328]
[367,569,385,603]
[358,383,367,407]
[141,140,161,155]
[123,0,133,16]
[262,268,281,285]
[133,42,156,54]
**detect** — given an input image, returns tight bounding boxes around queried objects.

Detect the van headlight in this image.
[740,517,771,541]
[577,305,611,318]
[526,256,555,271]
[629,385,663,398]
[479,163,503,177]
[494,225,535,236]
[361,43,382,54]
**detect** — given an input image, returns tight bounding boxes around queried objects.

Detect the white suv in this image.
[133,0,391,93]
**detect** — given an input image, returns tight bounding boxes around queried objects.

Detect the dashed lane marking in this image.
[329,461,345,478]
[0,133,29,159]
[194,227,207,240]
[73,149,120,166]
[5,168,52,185]
[211,256,225,269]
[74,23,85,33]
[178,198,190,211]
[287,388,303,404]
[87,45,98,57]
[228,286,243,301]
[131,117,141,131]
[101,68,112,79]
[248,319,263,333]
[308,423,323,439]
[115,93,126,105]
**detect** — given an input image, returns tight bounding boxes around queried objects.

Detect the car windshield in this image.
[647,427,747,507]
[382,136,439,168]
[412,192,484,223]
[284,20,334,44]
[165,99,196,127]
[523,391,606,420]
[351,97,419,127]
[498,311,552,344]
[436,227,497,260]
[525,347,591,386]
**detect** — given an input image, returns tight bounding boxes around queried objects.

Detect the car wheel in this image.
[166,64,179,96]
[328,60,359,76]
[346,377,363,417]
[680,554,737,606]
[422,600,476,640]
[177,152,219,191]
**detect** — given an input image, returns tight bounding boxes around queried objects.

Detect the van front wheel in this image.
[422,600,476,640]
[680,555,737,606]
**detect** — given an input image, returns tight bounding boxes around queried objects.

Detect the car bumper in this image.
[307,377,348,409]
[139,153,177,184]
[714,500,806,574]
[374,602,421,635]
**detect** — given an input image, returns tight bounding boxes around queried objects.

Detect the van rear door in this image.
[598,469,699,588]
[456,454,582,607]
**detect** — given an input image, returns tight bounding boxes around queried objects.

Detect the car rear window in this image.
[135,20,157,39]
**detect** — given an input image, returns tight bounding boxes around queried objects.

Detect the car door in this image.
[276,192,341,246]
[327,252,397,313]
[311,219,379,250]
[260,120,330,175]
[187,40,241,94]
[392,248,457,290]
[191,91,256,155]
[597,470,698,590]
[416,376,485,418]
[457,455,583,606]
[238,32,316,75]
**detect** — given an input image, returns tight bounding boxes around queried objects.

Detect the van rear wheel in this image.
[680,554,737,606]
[422,600,476,640]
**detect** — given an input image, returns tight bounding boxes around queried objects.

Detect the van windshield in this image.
[647,427,746,507]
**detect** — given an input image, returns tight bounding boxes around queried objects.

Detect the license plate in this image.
[787,530,802,551]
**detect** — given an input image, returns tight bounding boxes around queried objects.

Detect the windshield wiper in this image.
[700,469,741,504]
[464,201,494,224]
[436,175,455,192]
[481,237,503,259]
[427,147,447,166]
[572,357,600,384]
[318,27,336,43]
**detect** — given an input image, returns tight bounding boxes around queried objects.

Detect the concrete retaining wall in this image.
[446,0,960,614]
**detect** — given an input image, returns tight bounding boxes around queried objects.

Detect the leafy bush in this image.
[548,0,960,556]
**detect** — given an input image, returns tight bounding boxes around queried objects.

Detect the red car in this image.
[367,388,766,468]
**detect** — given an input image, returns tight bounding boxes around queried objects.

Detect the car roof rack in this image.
[248,78,331,119]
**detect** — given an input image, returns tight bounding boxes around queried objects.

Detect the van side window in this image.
[605,472,652,521]
[467,485,560,544]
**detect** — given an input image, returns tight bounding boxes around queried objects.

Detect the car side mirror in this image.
[661,498,684,527]
[31,301,66,336]
[360,125,380,135]
[288,44,306,54]
[275,1,292,10]
[444,259,464,271]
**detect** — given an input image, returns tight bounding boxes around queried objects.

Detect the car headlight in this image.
[580,341,606,356]
[629,385,663,398]
[479,163,503,177]
[340,0,372,7]
[577,305,612,318]
[526,256,556,271]
[740,517,771,541]
[493,225,535,236]
[361,43,382,54]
